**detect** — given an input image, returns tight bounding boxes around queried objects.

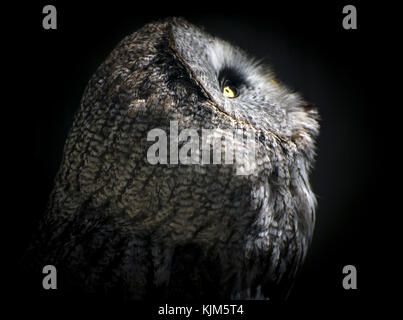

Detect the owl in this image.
[29,17,319,301]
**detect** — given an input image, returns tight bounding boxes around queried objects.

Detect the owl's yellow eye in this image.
[222,85,236,98]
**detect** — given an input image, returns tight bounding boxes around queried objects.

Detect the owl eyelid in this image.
[223,79,234,88]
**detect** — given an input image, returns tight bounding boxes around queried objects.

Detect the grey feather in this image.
[28,17,319,301]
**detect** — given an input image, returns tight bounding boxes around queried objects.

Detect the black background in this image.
[7,1,392,318]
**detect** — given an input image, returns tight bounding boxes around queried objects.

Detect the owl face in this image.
[171,19,318,145]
